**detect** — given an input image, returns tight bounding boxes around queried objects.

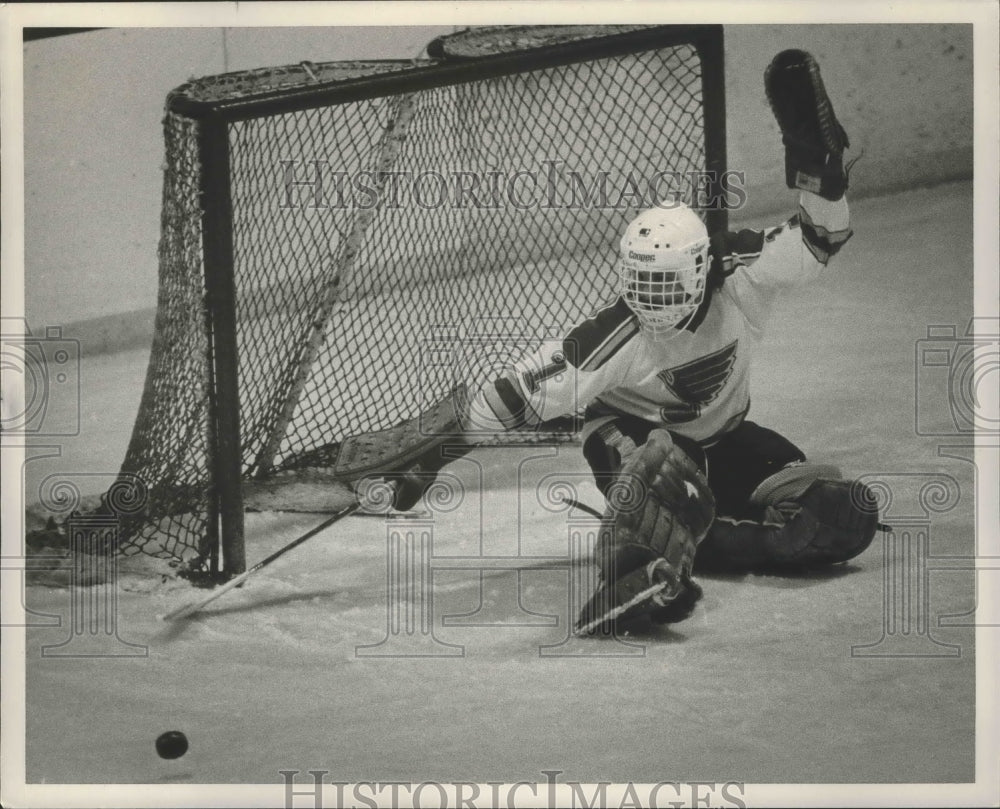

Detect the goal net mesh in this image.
[111,28,717,567]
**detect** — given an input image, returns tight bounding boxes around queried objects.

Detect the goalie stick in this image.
[574,578,677,637]
[562,496,603,519]
[162,491,613,622]
[161,501,362,621]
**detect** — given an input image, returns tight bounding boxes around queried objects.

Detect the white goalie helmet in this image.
[617,204,711,337]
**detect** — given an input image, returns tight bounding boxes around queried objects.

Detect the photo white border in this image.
[2,2,997,807]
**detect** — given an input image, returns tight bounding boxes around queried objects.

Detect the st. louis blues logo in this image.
[657,340,738,422]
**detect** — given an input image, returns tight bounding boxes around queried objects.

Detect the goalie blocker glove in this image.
[765,49,852,201]
[388,387,474,512]
[391,439,472,511]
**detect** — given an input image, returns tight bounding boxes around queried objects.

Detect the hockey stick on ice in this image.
[573,578,674,637]
[161,501,362,621]
[562,496,603,519]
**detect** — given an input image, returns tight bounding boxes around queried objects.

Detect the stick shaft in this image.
[562,496,603,519]
[162,503,361,621]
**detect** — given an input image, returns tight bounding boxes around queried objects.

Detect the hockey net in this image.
[106,25,726,572]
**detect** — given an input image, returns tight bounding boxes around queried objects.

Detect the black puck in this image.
[155,730,188,759]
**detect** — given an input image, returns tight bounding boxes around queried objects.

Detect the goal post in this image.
[111,25,728,577]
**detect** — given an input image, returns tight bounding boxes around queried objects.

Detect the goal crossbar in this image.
[106,24,727,577]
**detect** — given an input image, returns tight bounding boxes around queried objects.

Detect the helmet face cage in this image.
[618,251,708,336]
[616,207,711,338]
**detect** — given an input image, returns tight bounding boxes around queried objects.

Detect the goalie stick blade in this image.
[573,579,676,637]
[573,557,697,637]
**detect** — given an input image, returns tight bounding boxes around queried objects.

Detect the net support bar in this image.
[200,116,247,574]
[698,28,728,237]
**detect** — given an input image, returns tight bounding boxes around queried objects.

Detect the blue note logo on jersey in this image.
[657,340,738,423]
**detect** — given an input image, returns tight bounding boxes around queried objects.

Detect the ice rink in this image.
[13,181,992,798]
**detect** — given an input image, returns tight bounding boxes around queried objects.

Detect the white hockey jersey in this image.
[468,192,852,446]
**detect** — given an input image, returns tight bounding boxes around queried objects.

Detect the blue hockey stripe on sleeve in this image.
[801,233,830,264]
[579,318,639,372]
[562,298,638,372]
[799,205,853,263]
[708,228,767,292]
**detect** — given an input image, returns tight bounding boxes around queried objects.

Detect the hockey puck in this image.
[155,730,188,759]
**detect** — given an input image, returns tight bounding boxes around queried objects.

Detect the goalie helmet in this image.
[617,205,710,338]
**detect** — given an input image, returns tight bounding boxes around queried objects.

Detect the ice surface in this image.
[19,183,980,786]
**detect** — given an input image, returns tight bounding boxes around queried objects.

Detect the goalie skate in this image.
[574,557,694,636]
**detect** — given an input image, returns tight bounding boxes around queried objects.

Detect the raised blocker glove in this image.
[765,49,851,201]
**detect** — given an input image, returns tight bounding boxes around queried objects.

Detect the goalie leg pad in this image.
[696,464,879,572]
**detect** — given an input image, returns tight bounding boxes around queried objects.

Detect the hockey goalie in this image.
[385,50,878,635]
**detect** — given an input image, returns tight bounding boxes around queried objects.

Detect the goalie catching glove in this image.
[576,428,715,635]
[765,49,852,201]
